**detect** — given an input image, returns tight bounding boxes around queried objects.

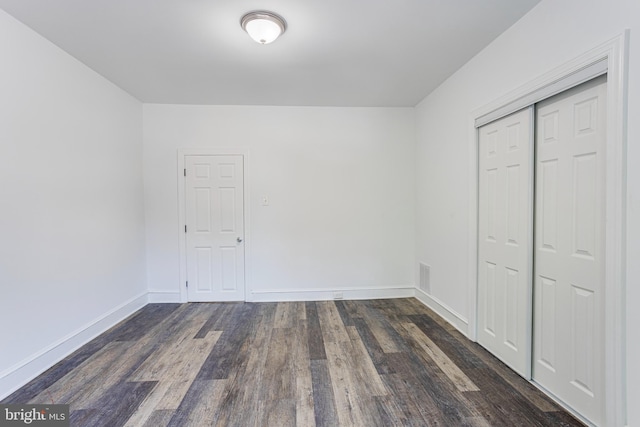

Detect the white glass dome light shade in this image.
[245,19,280,44]
[241,11,287,44]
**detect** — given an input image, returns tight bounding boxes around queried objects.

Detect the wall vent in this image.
[419,263,431,294]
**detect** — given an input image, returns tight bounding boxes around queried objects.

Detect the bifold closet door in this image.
[477,107,533,377]
[533,76,606,425]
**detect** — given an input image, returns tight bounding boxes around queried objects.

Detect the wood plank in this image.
[69,409,98,426]
[360,305,405,354]
[333,300,354,326]
[82,381,158,427]
[305,301,327,360]
[124,381,174,426]
[323,337,363,426]
[129,304,220,381]
[192,303,224,338]
[393,342,493,425]
[398,322,479,392]
[152,303,203,343]
[155,380,194,410]
[108,304,182,342]
[166,380,227,427]
[342,300,367,319]
[129,330,221,382]
[194,303,258,380]
[274,301,296,329]
[317,301,351,343]
[310,359,339,427]
[372,395,412,427]
[28,341,136,406]
[205,302,274,427]
[256,301,278,326]
[295,301,307,321]
[260,327,295,401]
[351,318,396,374]
[293,322,316,427]
[141,410,174,427]
[323,338,385,426]
[255,398,296,427]
[232,305,274,411]
[273,300,306,327]
[366,299,417,321]
[383,352,470,426]
[344,326,388,396]
[123,322,220,427]
[390,298,431,315]
[380,372,446,427]
[197,302,236,333]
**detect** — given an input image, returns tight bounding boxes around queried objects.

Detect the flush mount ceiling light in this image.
[240,11,287,44]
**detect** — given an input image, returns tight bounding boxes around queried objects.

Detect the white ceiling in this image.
[0,0,541,107]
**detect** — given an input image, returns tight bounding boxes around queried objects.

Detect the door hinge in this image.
[186,281,189,288]
[185,225,187,233]
[184,168,186,177]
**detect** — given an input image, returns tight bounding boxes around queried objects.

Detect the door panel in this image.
[477,107,533,377]
[185,155,245,302]
[533,76,606,425]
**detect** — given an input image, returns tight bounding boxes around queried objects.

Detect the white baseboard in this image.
[247,286,415,303]
[414,288,469,336]
[148,290,182,303]
[0,292,148,401]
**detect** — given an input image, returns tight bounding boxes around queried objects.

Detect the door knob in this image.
[237,237,243,243]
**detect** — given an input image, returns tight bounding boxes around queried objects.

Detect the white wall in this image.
[414,0,639,424]
[0,10,146,398]
[143,105,415,301]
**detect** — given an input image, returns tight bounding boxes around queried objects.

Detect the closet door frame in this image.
[468,32,628,427]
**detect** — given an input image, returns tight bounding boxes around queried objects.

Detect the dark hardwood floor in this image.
[2,299,584,426]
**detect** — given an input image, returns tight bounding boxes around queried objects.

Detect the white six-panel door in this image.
[533,76,606,425]
[477,108,533,377]
[185,155,245,302]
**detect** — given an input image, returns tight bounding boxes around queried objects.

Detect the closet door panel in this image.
[533,76,606,426]
[477,107,533,377]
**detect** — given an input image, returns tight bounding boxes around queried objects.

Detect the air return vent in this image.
[419,263,431,294]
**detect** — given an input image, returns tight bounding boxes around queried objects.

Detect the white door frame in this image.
[468,32,628,426]
[177,148,251,303]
